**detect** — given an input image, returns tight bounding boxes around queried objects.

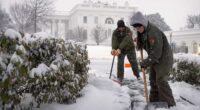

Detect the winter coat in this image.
[112,26,135,51]
[132,12,173,78]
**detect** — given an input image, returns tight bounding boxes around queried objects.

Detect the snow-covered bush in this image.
[170,53,200,85]
[0,29,89,109]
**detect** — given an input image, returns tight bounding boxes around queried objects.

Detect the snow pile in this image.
[40,56,200,110]
[39,75,130,110]
[30,63,50,77]
[0,29,89,109]
[4,29,22,42]
[23,32,53,44]
[170,53,200,85]
[171,81,200,106]
[87,45,113,59]
[174,53,200,65]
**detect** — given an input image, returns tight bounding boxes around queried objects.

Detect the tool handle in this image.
[141,49,149,102]
[109,56,115,79]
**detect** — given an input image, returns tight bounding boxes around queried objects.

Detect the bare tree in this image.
[26,0,54,32]
[0,5,12,31]
[73,26,87,42]
[91,25,106,45]
[10,3,32,32]
[66,27,87,42]
[187,14,200,29]
[145,13,171,31]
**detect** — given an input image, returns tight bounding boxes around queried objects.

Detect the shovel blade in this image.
[145,102,168,110]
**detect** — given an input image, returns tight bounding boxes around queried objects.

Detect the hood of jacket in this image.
[131,12,148,28]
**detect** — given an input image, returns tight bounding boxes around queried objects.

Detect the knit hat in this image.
[117,20,125,28]
[132,23,143,28]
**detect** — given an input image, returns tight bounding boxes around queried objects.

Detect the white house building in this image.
[165,28,200,55]
[42,11,69,38]
[42,1,137,44]
[42,1,200,54]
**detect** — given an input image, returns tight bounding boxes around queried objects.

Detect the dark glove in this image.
[140,57,157,68]
[140,61,147,68]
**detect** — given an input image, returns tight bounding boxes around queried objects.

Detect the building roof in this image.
[165,28,200,37]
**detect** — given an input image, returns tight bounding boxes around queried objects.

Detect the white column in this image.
[50,20,53,35]
[55,19,59,37]
[52,19,57,36]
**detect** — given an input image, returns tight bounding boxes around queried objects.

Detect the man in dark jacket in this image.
[131,12,176,107]
[111,20,140,82]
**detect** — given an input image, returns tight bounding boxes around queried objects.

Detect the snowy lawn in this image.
[40,45,200,110]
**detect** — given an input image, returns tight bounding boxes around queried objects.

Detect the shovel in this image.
[131,49,168,110]
[109,56,115,79]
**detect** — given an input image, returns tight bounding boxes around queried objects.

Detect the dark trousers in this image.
[117,49,139,80]
[149,67,176,107]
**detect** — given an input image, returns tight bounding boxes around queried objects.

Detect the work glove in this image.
[140,58,156,68]
[140,61,147,69]
[111,49,117,56]
[116,49,121,56]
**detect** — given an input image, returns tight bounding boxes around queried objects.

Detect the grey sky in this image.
[1,0,200,30]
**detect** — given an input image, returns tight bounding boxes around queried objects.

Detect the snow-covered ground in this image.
[40,45,200,110]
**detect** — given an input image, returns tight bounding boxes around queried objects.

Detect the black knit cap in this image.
[132,23,143,28]
[117,20,125,28]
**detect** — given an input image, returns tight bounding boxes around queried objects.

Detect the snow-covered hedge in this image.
[0,29,89,109]
[170,53,200,85]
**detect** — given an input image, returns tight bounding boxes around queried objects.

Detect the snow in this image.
[50,55,70,71]
[174,53,200,65]
[10,52,23,64]
[32,32,53,40]
[171,81,200,105]
[23,32,53,44]
[4,29,22,41]
[40,75,130,110]
[27,45,200,109]
[30,63,50,78]
[0,57,6,70]
[87,45,113,59]
[6,63,14,74]
[2,29,200,109]
[16,45,27,54]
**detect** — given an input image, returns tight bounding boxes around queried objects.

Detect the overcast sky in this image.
[1,0,200,30]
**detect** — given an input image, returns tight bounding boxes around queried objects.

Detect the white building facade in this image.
[42,1,200,55]
[42,11,69,38]
[42,1,137,44]
[165,29,200,55]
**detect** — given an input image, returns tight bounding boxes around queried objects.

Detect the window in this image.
[181,42,188,53]
[83,29,87,40]
[171,42,176,53]
[94,16,98,24]
[83,16,87,24]
[193,42,198,53]
[105,18,114,24]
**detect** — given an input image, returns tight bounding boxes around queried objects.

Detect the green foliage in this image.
[0,30,89,109]
[0,35,17,53]
[170,55,200,85]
